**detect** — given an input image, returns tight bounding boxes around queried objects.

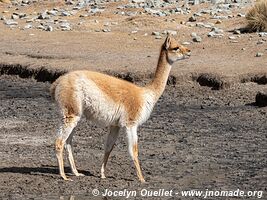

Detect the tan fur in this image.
[83,71,144,123]
[52,74,82,117]
[55,138,63,152]
[148,38,190,98]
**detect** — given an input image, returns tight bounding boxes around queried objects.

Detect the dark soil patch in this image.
[241,73,267,85]
[194,73,230,90]
[0,63,65,83]
[255,92,267,107]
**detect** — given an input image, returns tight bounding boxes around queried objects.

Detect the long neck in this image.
[147,47,172,99]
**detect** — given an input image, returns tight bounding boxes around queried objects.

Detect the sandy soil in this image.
[0,0,266,199]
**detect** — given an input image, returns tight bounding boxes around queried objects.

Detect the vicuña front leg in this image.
[55,115,80,181]
[126,126,145,183]
[101,126,120,179]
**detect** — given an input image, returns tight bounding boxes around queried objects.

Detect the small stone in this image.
[164,30,177,36]
[228,36,236,40]
[111,22,118,25]
[237,13,245,17]
[26,19,34,23]
[4,20,18,26]
[215,20,222,24]
[193,36,202,42]
[24,24,32,29]
[45,26,53,32]
[11,14,19,20]
[234,29,241,35]
[47,10,58,16]
[60,22,71,31]
[196,22,204,28]
[102,28,111,32]
[257,40,265,45]
[258,32,267,37]
[37,25,45,30]
[188,16,196,22]
[61,11,71,16]
[211,27,224,34]
[191,32,197,37]
[256,52,263,57]
[182,42,191,45]
[152,31,160,36]
[241,48,246,50]
[38,12,50,20]
[155,35,162,39]
[208,31,224,38]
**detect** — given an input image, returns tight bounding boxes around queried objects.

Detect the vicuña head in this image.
[51,35,191,183]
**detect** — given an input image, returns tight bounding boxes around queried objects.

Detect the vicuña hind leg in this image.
[66,132,84,177]
[101,126,120,179]
[126,126,145,183]
[55,115,80,181]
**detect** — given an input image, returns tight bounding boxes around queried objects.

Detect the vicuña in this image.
[50,35,191,182]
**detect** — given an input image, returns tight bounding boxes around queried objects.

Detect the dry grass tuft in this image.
[246,0,267,32]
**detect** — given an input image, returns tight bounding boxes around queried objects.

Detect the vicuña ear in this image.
[164,35,171,50]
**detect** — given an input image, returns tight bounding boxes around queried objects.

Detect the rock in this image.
[37,25,45,30]
[60,22,71,31]
[24,24,32,29]
[237,13,245,17]
[256,52,263,57]
[38,12,50,20]
[191,32,197,37]
[102,28,111,32]
[188,16,196,22]
[26,19,34,23]
[155,36,162,39]
[164,30,177,36]
[234,29,241,35]
[241,48,246,50]
[255,92,267,107]
[257,40,265,45]
[4,20,18,26]
[152,31,160,36]
[61,11,71,16]
[196,22,204,28]
[45,25,53,32]
[258,32,267,37]
[215,20,222,24]
[132,0,145,2]
[228,36,236,40]
[11,14,19,20]
[193,36,202,42]
[192,0,200,5]
[182,42,191,45]
[208,31,224,38]
[211,27,224,34]
[47,10,58,16]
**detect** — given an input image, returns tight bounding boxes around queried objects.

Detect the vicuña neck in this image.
[147,47,172,99]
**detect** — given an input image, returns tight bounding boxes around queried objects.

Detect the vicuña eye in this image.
[173,47,180,51]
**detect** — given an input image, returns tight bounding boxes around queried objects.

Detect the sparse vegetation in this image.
[246,0,267,32]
